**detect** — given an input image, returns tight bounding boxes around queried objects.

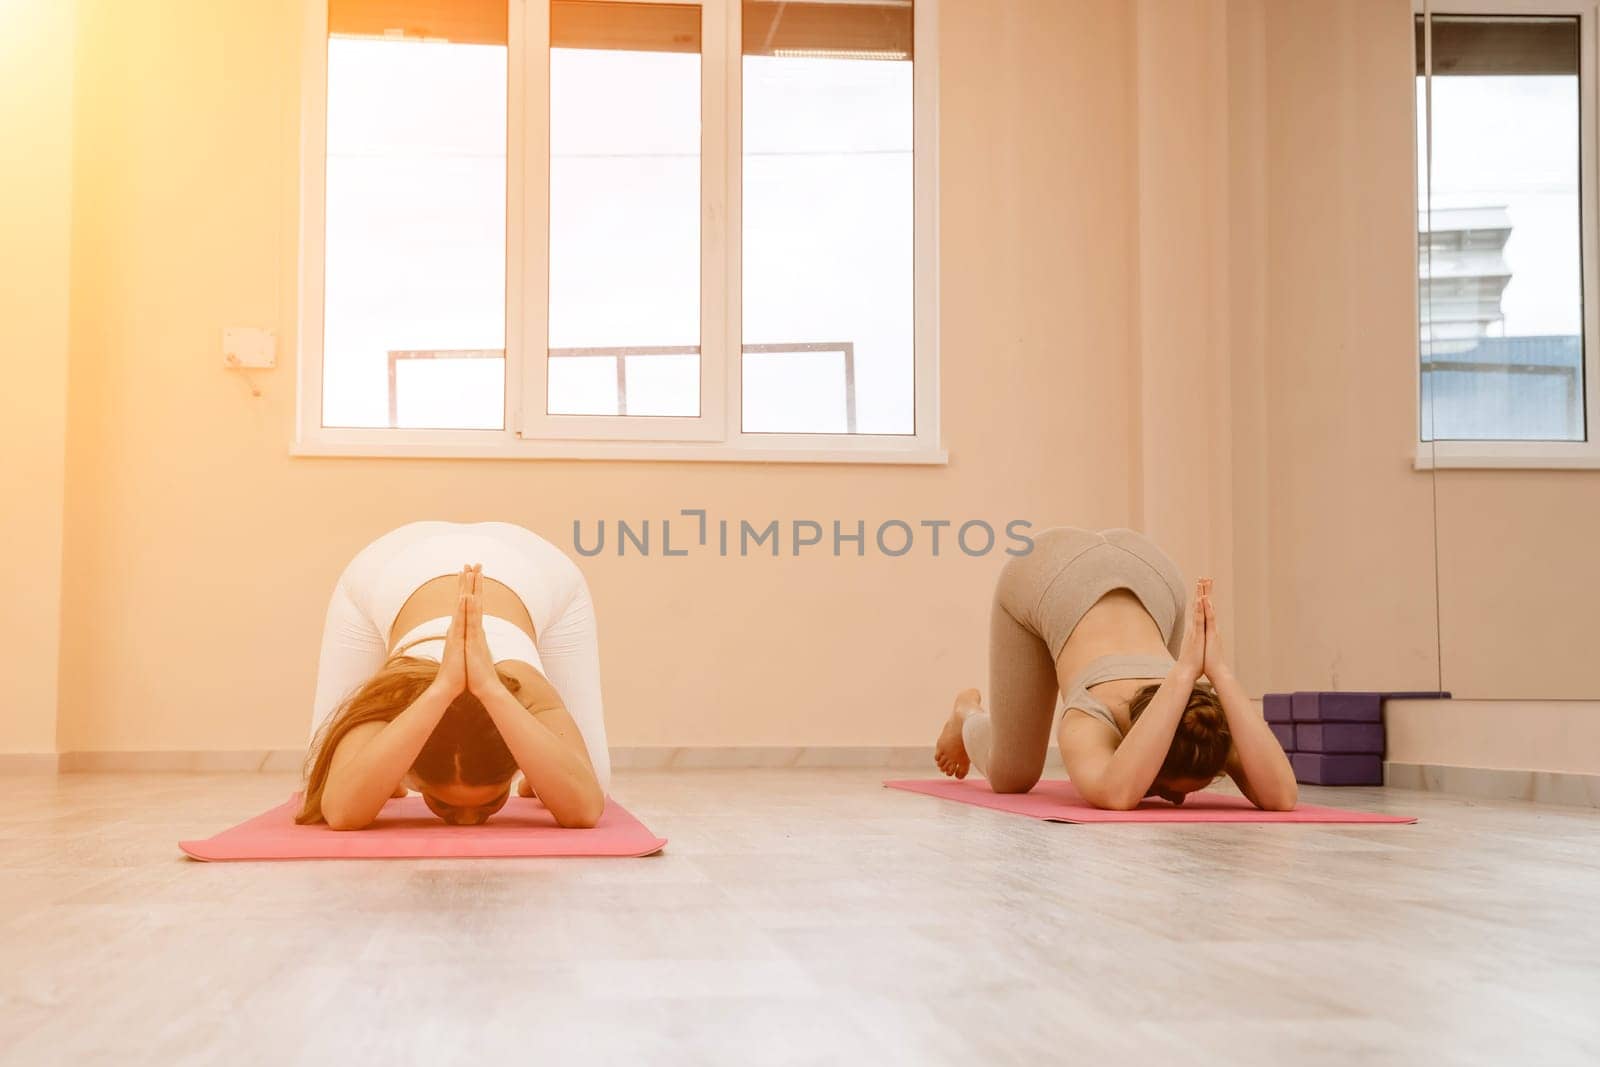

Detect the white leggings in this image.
[308,521,611,792]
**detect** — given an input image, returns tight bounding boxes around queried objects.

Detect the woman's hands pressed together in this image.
[1199,577,1232,681]
[461,564,510,699]
[426,563,510,700]
[1177,576,1232,683]
[1176,577,1208,680]
[428,566,474,699]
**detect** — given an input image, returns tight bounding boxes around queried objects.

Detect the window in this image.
[742,2,915,434]
[547,2,703,419]
[1415,3,1600,467]
[298,0,940,462]
[321,13,508,430]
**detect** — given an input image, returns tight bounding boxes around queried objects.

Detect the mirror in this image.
[1212,3,1445,731]
[1418,7,1596,700]
[1418,5,1442,700]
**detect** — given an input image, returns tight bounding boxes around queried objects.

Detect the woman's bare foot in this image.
[935,689,982,778]
[517,776,535,798]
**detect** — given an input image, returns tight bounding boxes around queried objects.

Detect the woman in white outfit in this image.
[299,521,609,830]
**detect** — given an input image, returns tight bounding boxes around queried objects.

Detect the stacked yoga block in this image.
[1263,691,1449,786]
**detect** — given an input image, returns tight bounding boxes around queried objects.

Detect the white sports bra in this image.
[392,615,545,675]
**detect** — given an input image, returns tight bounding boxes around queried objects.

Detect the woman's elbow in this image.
[554,804,603,830]
[552,789,606,829]
[321,801,373,831]
[1079,783,1141,811]
[1258,787,1299,812]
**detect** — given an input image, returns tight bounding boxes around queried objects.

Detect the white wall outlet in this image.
[223,327,276,369]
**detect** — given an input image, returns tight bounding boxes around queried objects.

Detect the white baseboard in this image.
[5,746,1059,774]
[0,753,61,774]
[53,750,306,773]
[10,750,1598,807]
[610,746,990,770]
[1385,761,1600,808]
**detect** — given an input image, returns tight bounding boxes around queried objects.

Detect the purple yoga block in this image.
[1300,692,1382,722]
[1290,691,1321,722]
[1300,690,1452,723]
[1292,753,1383,786]
[1263,694,1294,723]
[1270,722,1296,752]
[1295,722,1385,755]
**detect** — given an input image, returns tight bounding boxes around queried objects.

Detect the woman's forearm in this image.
[479,687,605,828]
[322,683,455,830]
[1094,664,1199,808]
[1210,667,1298,810]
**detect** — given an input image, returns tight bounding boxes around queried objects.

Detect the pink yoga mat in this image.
[179,795,667,861]
[884,778,1415,824]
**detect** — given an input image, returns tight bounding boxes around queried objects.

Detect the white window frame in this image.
[294,0,944,464]
[1414,0,1600,469]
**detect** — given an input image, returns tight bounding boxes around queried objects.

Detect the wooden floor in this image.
[3,770,1598,1066]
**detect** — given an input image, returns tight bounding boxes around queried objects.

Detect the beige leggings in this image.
[962,527,1187,792]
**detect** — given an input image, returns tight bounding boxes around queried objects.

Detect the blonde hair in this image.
[297,651,521,824]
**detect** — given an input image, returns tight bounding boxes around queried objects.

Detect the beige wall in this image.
[1225,0,1271,688]
[54,0,1148,753]
[1433,472,1600,699]
[30,0,1593,761]
[1133,0,1237,607]
[0,0,76,754]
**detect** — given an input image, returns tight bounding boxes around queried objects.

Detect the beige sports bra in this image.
[1060,654,1178,737]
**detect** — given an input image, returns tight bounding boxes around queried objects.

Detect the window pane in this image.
[549,2,701,418]
[548,353,622,416]
[742,1,914,435]
[545,348,700,416]
[743,345,853,433]
[322,6,508,429]
[1417,16,1585,441]
[623,351,700,415]
[392,352,506,428]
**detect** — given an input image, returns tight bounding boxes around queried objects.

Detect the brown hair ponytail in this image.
[1127,682,1232,782]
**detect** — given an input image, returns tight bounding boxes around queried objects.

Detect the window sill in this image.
[292,433,950,466]
[1413,442,1600,471]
